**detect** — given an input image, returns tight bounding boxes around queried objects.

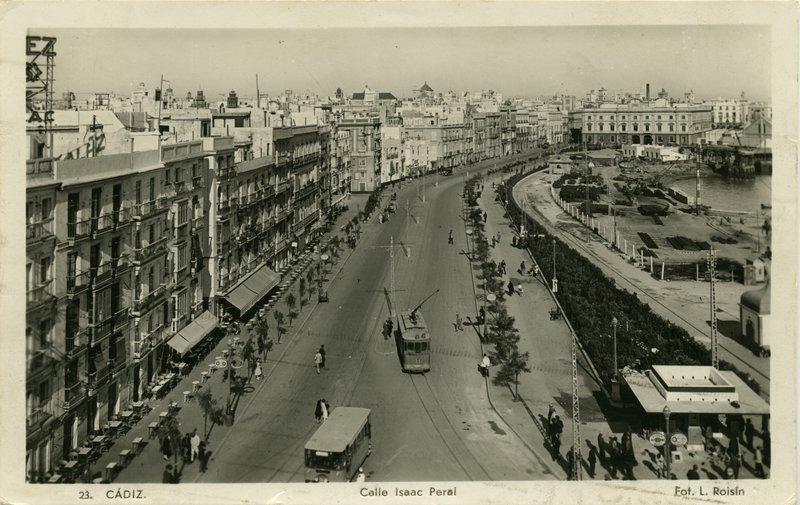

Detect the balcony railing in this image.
[276,180,292,194]
[90,314,114,344]
[111,255,130,277]
[66,270,92,295]
[26,218,54,243]
[172,180,190,196]
[65,327,89,356]
[66,217,92,242]
[131,283,167,315]
[63,382,86,411]
[27,400,58,431]
[294,182,318,201]
[217,166,236,180]
[91,262,114,288]
[27,280,55,309]
[191,176,203,190]
[293,152,319,166]
[88,364,111,388]
[131,198,169,220]
[27,350,56,376]
[132,236,169,263]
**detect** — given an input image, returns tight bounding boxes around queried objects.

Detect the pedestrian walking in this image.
[483,211,487,222]
[319,345,326,368]
[198,441,208,473]
[519,261,526,274]
[547,404,556,426]
[499,260,506,275]
[190,429,201,463]
[654,452,664,479]
[686,464,700,480]
[314,351,323,374]
[496,232,501,244]
[159,434,172,461]
[753,446,764,478]
[315,399,324,423]
[455,313,463,331]
[479,354,491,378]
[731,453,741,479]
[515,284,524,296]
[597,433,607,464]
[566,447,575,480]
[762,429,770,466]
[478,307,486,325]
[744,418,755,449]
[587,443,597,478]
[182,433,191,463]
[254,360,263,380]
[491,236,497,247]
[507,279,515,295]
[356,467,366,482]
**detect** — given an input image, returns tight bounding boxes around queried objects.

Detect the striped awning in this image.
[223,265,280,314]
[167,311,218,356]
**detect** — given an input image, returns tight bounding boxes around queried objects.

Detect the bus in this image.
[304,407,372,482]
[397,310,431,373]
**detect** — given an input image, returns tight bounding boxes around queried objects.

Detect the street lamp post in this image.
[552,239,558,293]
[611,317,619,379]
[663,405,671,479]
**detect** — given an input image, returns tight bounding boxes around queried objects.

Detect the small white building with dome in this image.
[739,280,770,348]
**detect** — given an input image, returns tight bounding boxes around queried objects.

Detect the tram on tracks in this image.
[395,289,438,373]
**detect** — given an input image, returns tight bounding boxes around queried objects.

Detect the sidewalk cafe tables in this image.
[175,362,188,375]
[91,435,107,449]
[151,384,163,397]
[119,410,134,420]
[108,420,123,436]
[131,401,144,412]
[77,447,92,459]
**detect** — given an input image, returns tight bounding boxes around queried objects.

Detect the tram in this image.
[397,309,431,373]
[304,407,372,482]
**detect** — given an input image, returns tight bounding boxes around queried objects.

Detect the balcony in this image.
[90,262,114,289]
[27,350,56,376]
[191,215,204,231]
[26,157,56,176]
[27,280,55,311]
[293,152,319,167]
[66,217,92,243]
[88,364,111,389]
[217,166,237,180]
[294,182,318,201]
[173,222,189,243]
[65,327,89,357]
[111,255,130,277]
[66,270,92,296]
[295,212,318,231]
[276,180,292,195]
[132,236,168,264]
[90,314,114,344]
[191,175,203,190]
[131,283,167,316]
[276,208,292,223]
[27,399,58,433]
[63,382,86,411]
[131,198,169,220]
[26,218,54,243]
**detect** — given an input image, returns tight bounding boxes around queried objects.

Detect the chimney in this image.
[646,83,650,101]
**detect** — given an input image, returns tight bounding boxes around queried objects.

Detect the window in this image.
[39,257,50,284]
[177,201,189,226]
[358,159,366,167]
[39,318,50,347]
[670,136,676,142]
[610,124,615,131]
[149,178,155,202]
[165,168,170,185]
[598,124,604,132]
[681,125,687,132]
[645,124,650,132]
[38,380,50,405]
[177,244,188,272]
[670,124,674,132]
[621,124,626,132]
[657,125,662,132]
[633,124,639,132]
[192,163,198,179]
[41,198,51,220]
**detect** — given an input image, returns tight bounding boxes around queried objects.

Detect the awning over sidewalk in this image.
[167,311,218,356]
[223,264,280,314]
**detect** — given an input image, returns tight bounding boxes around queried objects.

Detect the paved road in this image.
[197,153,553,482]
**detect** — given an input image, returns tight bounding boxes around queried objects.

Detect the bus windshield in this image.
[305,449,347,470]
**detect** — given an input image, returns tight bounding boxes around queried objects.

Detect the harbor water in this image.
[670,174,772,214]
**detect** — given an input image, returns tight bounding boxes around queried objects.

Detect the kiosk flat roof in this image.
[624,368,769,415]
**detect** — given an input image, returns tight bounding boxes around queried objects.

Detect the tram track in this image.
[514,181,770,397]
[407,373,492,480]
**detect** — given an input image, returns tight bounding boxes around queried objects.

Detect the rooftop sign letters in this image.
[26,35,56,127]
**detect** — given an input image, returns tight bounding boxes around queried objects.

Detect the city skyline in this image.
[45,25,771,102]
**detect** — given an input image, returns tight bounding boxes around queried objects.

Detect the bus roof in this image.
[304,407,371,453]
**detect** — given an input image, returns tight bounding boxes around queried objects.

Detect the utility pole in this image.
[695,146,701,216]
[571,330,582,481]
[552,239,558,293]
[256,74,260,109]
[707,248,719,369]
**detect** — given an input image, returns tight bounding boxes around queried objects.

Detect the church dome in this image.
[741,280,770,314]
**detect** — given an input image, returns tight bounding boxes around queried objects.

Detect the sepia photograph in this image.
[1,2,796,504]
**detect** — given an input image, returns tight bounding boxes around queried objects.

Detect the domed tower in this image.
[739,280,771,348]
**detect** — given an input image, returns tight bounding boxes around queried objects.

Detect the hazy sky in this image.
[45,25,771,101]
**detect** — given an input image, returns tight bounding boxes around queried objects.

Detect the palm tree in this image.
[298,278,306,307]
[196,388,226,439]
[493,348,531,401]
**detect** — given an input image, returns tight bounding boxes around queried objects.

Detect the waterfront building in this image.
[579,99,713,146]
[711,96,750,127]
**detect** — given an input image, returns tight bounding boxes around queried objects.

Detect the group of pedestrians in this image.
[314,399,331,423]
[160,428,210,483]
[594,429,637,479]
